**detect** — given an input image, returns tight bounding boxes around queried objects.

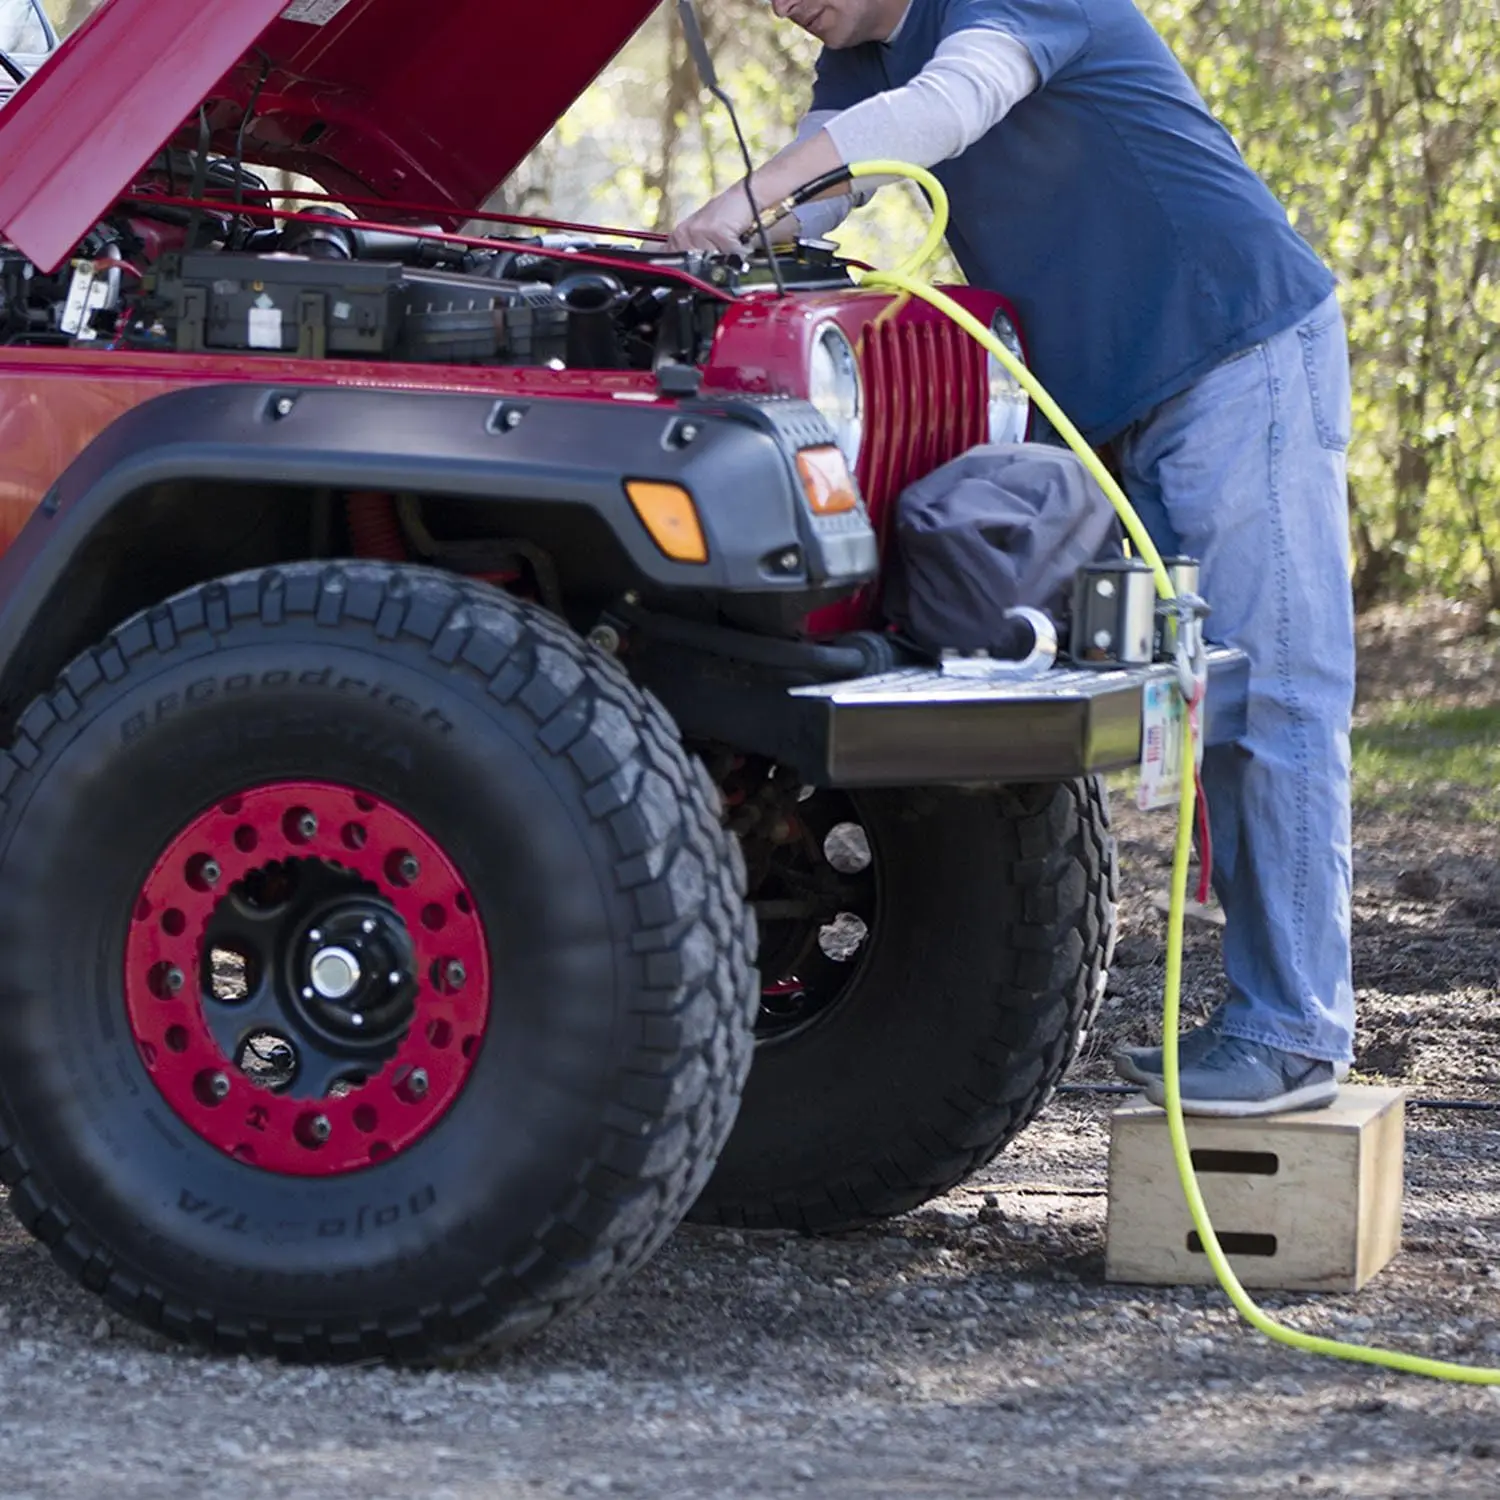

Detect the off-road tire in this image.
[691,779,1115,1232]
[0,562,756,1362]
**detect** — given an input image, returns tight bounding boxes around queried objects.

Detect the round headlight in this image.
[987,312,1031,446]
[809,324,864,468]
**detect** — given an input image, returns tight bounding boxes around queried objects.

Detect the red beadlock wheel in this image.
[124,780,490,1176]
[0,562,756,1363]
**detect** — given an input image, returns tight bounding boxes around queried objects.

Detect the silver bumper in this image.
[787,645,1250,788]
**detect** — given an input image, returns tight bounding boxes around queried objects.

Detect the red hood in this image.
[0,0,659,271]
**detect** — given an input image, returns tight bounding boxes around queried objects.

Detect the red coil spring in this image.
[346,492,407,561]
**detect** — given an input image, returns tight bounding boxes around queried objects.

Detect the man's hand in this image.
[665,192,753,254]
[665,128,845,254]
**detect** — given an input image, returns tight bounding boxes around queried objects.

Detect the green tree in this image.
[1108,0,1499,609]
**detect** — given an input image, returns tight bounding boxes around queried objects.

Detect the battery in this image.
[158,252,405,358]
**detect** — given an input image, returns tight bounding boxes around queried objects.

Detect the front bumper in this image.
[787,646,1250,787]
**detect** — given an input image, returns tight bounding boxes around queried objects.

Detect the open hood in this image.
[0,0,660,271]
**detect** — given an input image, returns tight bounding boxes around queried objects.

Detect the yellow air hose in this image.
[833,157,1500,1384]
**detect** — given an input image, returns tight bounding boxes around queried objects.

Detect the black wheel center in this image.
[199,857,421,1097]
[289,898,417,1046]
[714,763,878,1047]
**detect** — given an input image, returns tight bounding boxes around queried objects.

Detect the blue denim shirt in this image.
[810,0,1336,444]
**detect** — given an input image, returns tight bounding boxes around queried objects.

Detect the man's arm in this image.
[666,29,1040,254]
[787,110,866,243]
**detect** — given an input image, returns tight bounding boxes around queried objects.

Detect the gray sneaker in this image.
[1112,1010,1225,1086]
[1143,1034,1339,1117]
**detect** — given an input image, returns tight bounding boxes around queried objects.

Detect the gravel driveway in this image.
[2,607,1497,1500]
[1,1096,1498,1500]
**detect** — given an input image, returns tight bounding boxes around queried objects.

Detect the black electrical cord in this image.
[184,106,213,252]
[231,50,274,237]
[722,101,788,296]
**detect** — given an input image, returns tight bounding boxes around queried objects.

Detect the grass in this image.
[1101,690,1500,824]
[1352,700,1500,821]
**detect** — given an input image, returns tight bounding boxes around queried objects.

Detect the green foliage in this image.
[1352,700,1500,820]
[1149,0,1500,611]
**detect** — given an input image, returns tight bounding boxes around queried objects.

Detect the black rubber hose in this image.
[612,602,895,681]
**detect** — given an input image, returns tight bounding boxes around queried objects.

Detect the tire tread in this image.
[0,562,757,1362]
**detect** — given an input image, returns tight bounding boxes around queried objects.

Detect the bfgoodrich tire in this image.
[0,563,756,1362]
[691,779,1115,1232]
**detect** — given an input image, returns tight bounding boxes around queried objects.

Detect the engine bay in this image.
[0,152,855,372]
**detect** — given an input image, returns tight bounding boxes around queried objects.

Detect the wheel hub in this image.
[310,945,361,1000]
[719,765,877,1045]
[124,781,490,1177]
[291,900,416,1045]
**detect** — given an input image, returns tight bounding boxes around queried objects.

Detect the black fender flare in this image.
[0,381,877,724]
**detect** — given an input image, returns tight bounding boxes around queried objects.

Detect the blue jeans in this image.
[1114,291,1356,1064]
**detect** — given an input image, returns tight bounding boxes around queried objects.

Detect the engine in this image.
[0,158,854,372]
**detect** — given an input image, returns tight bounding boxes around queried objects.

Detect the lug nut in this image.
[308,929,323,944]
[388,970,403,987]
[503,407,524,430]
[444,959,467,990]
[307,1113,332,1143]
[199,859,221,887]
[297,812,318,840]
[397,854,420,885]
[273,396,294,418]
[164,965,185,995]
[208,1071,230,1101]
[361,918,377,936]
[407,1068,429,1100]
[588,624,622,656]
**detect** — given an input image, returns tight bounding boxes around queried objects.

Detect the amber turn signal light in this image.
[624,480,708,564]
[796,446,860,516]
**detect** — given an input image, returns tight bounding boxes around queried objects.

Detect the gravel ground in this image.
[1,607,1498,1499]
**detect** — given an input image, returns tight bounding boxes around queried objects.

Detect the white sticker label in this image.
[332,300,352,322]
[1137,678,1207,812]
[1137,679,1186,813]
[248,306,284,350]
[59,265,95,337]
[59,263,121,341]
[281,0,354,23]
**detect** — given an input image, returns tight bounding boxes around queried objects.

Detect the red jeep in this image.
[0,0,1242,1360]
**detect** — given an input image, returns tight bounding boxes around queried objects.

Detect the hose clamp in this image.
[1157,592,1210,702]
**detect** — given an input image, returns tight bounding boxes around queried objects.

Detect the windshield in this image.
[0,0,47,55]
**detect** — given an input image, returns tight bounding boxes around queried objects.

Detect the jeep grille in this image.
[856,316,988,524]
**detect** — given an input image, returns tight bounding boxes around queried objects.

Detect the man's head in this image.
[769,0,910,49]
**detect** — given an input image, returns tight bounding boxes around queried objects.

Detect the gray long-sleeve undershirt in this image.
[791,28,1039,241]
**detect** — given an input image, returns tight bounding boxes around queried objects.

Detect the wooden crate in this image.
[1105,1085,1405,1292]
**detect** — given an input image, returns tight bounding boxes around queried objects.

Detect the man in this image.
[668,0,1356,1117]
